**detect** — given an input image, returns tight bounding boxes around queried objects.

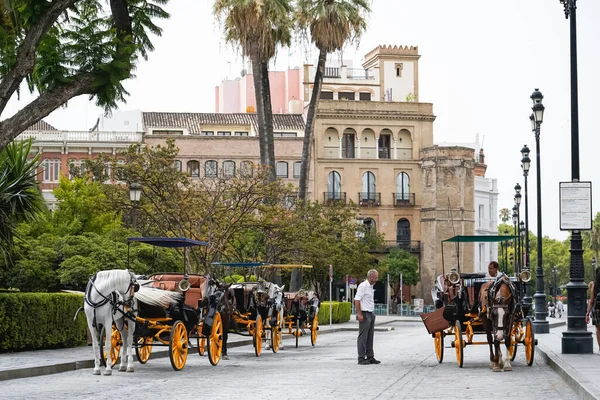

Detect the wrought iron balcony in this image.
[323,192,346,204]
[358,192,381,207]
[393,193,415,207]
[383,240,421,253]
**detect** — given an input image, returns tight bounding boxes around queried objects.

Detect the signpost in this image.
[329,265,333,328]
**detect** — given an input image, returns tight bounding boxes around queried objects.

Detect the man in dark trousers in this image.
[354,269,381,365]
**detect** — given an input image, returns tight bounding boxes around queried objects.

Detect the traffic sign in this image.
[348,276,356,285]
[329,264,333,279]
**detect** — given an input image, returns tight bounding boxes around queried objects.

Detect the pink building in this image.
[215,66,303,114]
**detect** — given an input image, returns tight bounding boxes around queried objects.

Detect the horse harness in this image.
[484,275,516,335]
[84,272,139,329]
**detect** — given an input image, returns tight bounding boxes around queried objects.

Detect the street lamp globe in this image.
[129,182,142,203]
[521,145,531,175]
[514,183,522,206]
[531,88,544,104]
[533,102,545,124]
[512,207,518,225]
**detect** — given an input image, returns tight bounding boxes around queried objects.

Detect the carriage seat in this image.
[151,274,207,288]
[149,274,208,309]
[152,281,178,291]
[460,273,486,279]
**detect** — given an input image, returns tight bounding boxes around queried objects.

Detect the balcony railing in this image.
[346,68,375,80]
[393,193,416,207]
[324,67,341,78]
[17,131,142,143]
[358,192,381,207]
[384,240,421,253]
[323,192,346,204]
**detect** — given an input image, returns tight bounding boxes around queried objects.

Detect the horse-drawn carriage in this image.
[421,235,537,370]
[86,237,226,374]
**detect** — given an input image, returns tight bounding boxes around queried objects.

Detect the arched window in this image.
[223,160,235,178]
[187,160,200,177]
[205,160,217,178]
[396,218,411,246]
[342,129,355,158]
[396,172,410,202]
[276,161,288,178]
[240,161,253,176]
[293,161,301,179]
[364,218,376,233]
[361,171,376,202]
[327,171,341,200]
[172,160,182,172]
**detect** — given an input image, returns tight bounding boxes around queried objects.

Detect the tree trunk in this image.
[260,62,276,182]
[251,58,268,169]
[298,48,327,202]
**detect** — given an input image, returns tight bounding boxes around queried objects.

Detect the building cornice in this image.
[316,112,436,122]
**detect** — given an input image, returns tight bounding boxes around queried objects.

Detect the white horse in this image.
[265,283,285,350]
[84,269,181,375]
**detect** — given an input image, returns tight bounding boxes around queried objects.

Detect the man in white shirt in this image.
[354,269,381,365]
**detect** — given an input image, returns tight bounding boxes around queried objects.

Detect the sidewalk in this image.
[1,314,598,400]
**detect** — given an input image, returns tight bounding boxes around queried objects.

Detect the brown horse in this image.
[479,276,515,372]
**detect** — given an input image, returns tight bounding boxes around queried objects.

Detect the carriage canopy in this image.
[127,237,209,247]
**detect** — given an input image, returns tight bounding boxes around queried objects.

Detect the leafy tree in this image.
[499,208,511,223]
[0,0,170,151]
[296,0,370,201]
[380,248,418,303]
[0,138,45,262]
[583,212,600,262]
[213,0,293,181]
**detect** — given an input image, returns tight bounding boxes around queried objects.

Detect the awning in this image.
[442,235,518,243]
[127,237,209,247]
[211,262,268,268]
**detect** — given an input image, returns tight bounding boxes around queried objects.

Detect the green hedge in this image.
[318,301,352,324]
[0,293,88,352]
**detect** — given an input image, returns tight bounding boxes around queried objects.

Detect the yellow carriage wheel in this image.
[524,319,535,366]
[434,331,444,363]
[310,315,318,346]
[135,336,153,364]
[198,337,206,356]
[271,311,281,353]
[207,312,223,366]
[454,321,464,368]
[465,324,474,344]
[508,322,519,361]
[254,315,263,357]
[168,320,188,371]
[100,324,121,368]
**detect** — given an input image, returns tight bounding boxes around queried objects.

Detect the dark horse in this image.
[218,282,236,357]
[479,276,515,372]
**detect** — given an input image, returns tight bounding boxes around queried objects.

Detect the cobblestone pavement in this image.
[0,322,580,400]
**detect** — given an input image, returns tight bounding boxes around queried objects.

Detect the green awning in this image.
[442,235,518,243]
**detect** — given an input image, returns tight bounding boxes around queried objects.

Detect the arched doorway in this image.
[396,218,411,245]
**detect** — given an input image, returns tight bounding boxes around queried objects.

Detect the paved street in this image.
[0,322,579,400]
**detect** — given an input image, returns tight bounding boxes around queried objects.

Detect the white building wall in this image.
[382,60,415,102]
[474,176,499,273]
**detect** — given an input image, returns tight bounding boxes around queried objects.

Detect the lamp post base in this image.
[533,292,549,333]
[532,319,549,334]
[562,281,593,353]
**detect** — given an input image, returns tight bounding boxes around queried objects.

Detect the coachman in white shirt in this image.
[354,269,381,365]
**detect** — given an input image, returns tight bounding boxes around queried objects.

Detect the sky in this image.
[3,0,600,241]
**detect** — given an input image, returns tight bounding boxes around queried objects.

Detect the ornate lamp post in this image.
[129,182,142,230]
[504,229,509,273]
[521,145,532,309]
[530,89,549,333]
[559,0,593,353]
[514,185,522,279]
[512,206,519,275]
[553,266,558,304]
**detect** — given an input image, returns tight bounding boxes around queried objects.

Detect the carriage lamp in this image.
[129,182,143,203]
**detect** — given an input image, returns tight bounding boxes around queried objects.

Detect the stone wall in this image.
[419,146,475,302]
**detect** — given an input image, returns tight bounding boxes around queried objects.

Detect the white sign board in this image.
[349,284,357,289]
[559,181,592,231]
[413,298,424,313]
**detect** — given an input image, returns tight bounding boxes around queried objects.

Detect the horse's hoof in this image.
[119,366,127,372]
[103,369,112,376]
[93,369,101,375]
[493,367,502,372]
[489,363,494,369]
[126,367,134,373]
[504,366,512,371]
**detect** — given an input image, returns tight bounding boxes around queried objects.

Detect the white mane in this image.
[134,286,182,307]
[93,269,135,295]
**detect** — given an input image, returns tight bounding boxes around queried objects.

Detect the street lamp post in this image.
[512,206,519,275]
[553,266,558,304]
[530,89,548,334]
[129,182,142,230]
[504,229,509,273]
[559,0,593,353]
[521,145,533,310]
[514,185,522,279]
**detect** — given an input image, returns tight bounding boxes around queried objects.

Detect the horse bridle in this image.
[84,271,138,329]
[486,279,513,338]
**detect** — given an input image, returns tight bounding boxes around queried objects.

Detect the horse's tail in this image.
[134,286,182,307]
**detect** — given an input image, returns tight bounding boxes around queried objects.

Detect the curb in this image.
[536,346,599,400]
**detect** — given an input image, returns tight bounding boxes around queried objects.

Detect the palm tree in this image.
[0,138,46,262]
[296,0,371,201]
[213,0,293,181]
[499,207,510,223]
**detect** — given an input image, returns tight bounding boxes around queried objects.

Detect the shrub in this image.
[0,293,87,352]
[318,301,352,324]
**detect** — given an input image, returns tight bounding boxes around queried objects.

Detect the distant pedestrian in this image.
[556,300,564,318]
[341,296,346,302]
[585,267,600,353]
[354,269,381,365]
